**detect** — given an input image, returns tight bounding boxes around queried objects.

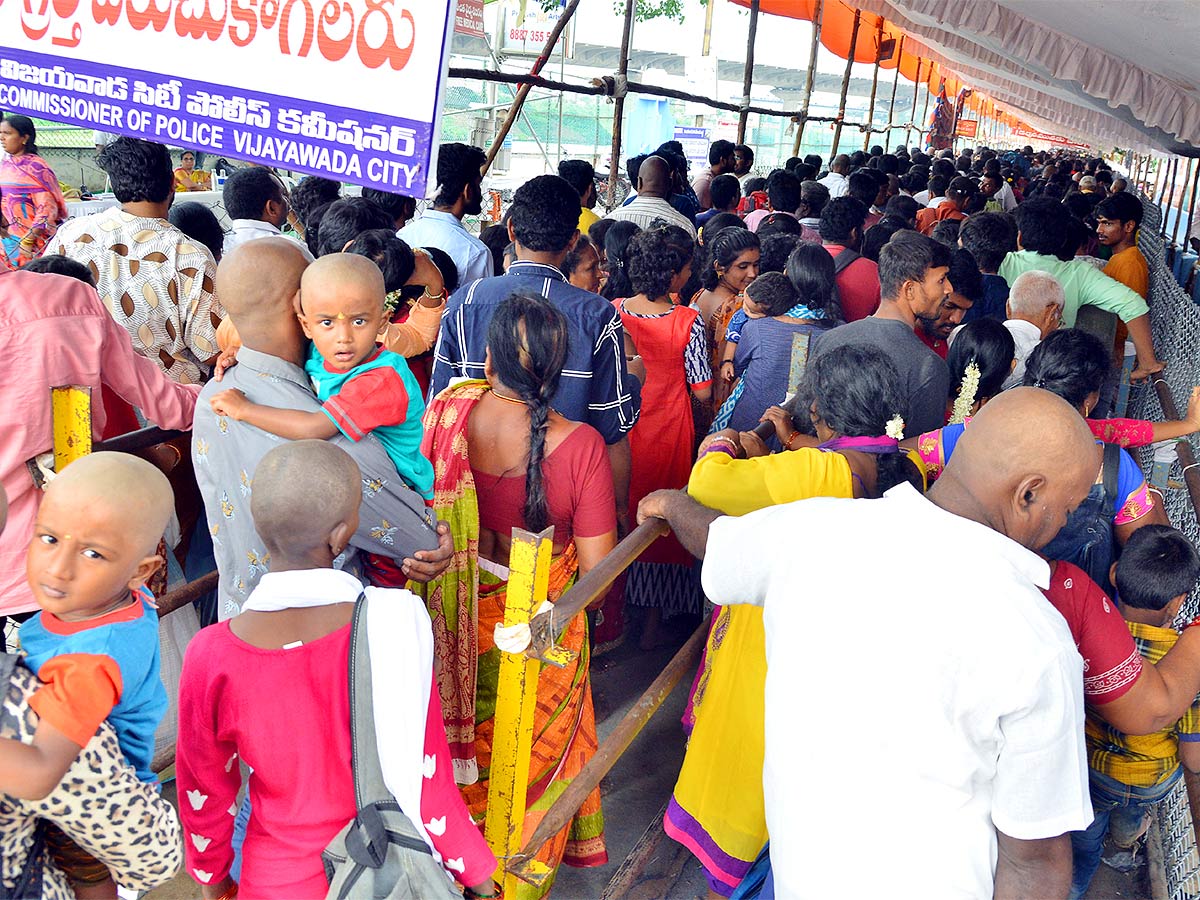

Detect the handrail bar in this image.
[1152,379,1200,515]
[527,518,668,660]
[94,426,188,455]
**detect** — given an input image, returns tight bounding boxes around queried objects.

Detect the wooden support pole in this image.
[919,70,933,149]
[882,34,903,151]
[905,58,922,148]
[607,0,635,207]
[51,385,92,472]
[792,0,825,156]
[483,0,581,176]
[1171,157,1193,248]
[509,619,709,877]
[485,526,556,894]
[829,8,861,158]
[737,0,762,145]
[696,0,716,126]
[861,19,884,151]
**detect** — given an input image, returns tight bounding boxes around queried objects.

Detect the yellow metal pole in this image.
[51,385,93,472]
[484,525,555,894]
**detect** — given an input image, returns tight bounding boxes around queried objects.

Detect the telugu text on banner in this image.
[0,0,457,195]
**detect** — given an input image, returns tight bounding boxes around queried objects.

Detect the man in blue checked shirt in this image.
[429,175,641,525]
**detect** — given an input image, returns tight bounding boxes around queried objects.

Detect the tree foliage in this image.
[609,0,688,24]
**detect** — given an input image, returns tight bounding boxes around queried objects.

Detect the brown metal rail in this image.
[156,571,218,618]
[94,426,187,454]
[509,618,708,880]
[526,518,668,660]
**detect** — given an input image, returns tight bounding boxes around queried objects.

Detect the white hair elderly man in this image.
[1002,269,1066,389]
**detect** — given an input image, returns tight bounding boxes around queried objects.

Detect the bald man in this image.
[605,154,696,237]
[640,388,1100,899]
[194,240,451,621]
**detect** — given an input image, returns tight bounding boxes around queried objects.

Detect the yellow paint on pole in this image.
[485,526,554,894]
[51,386,93,472]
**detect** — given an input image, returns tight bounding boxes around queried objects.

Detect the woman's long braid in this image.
[521,378,553,534]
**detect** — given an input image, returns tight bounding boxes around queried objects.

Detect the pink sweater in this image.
[177,621,495,899]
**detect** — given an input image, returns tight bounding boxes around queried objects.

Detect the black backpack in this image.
[1041,442,1122,593]
[0,653,46,900]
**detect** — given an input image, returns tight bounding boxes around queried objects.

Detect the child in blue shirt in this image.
[1,451,174,896]
[210,252,434,501]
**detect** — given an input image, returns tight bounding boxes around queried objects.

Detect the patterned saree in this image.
[414,381,607,899]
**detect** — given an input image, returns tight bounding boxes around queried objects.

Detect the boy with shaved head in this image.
[2,452,174,897]
[210,253,433,502]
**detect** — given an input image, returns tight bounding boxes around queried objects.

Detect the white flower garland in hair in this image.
[950,360,982,426]
[885,414,906,441]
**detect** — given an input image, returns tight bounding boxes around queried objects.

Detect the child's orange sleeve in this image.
[28,654,123,749]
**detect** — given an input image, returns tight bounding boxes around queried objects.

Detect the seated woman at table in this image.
[416,291,618,899]
[173,150,212,193]
[0,115,68,264]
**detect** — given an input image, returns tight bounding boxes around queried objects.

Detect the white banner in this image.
[0,0,458,194]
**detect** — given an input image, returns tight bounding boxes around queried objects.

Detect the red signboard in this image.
[955,119,979,138]
[455,0,484,38]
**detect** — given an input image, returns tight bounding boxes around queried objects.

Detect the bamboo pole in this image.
[792,0,825,156]
[904,58,922,148]
[882,34,903,151]
[607,0,635,207]
[482,0,581,176]
[1171,157,1193,248]
[829,8,862,158]
[919,69,933,150]
[696,0,715,126]
[861,19,883,151]
[737,0,762,145]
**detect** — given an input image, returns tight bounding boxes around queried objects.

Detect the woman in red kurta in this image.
[615,226,713,648]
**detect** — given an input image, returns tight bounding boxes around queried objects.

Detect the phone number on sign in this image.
[508,28,549,42]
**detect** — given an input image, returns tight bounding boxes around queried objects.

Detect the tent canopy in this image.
[731,0,1200,154]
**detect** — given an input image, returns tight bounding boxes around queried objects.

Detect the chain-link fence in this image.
[1132,191,1200,900]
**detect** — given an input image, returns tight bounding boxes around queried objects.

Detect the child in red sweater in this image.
[176,440,495,900]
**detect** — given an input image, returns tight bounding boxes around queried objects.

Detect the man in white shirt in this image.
[1003,269,1066,388]
[605,156,696,238]
[817,154,851,199]
[222,166,314,261]
[638,387,1099,900]
[398,142,492,288]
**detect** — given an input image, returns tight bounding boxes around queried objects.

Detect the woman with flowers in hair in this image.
[664,345,924,897]
[945,318,1016,425]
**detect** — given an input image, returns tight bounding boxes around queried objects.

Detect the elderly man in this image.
[1002,269,1066,388]
[606,156,696,237]
[193,240,451,619]
[45,137,222,384]
[818,154,852,199]
[1000,198,1162,379]
[639,388,1100,900]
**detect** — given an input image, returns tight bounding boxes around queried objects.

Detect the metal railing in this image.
[484,519,705,895]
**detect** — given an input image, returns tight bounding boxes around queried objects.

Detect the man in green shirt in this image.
[999,198,1163,380]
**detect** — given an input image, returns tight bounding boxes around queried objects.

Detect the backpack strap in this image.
[348,593,391,809]
[832,248,861,276]
[1100,442,1122,519]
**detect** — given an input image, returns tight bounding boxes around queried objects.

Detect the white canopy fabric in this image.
[852,0,1200,154]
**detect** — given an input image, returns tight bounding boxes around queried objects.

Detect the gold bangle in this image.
[421,287,446,303]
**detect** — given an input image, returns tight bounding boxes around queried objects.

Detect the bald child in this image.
[3,452,172,803]
[210,253,434,502]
